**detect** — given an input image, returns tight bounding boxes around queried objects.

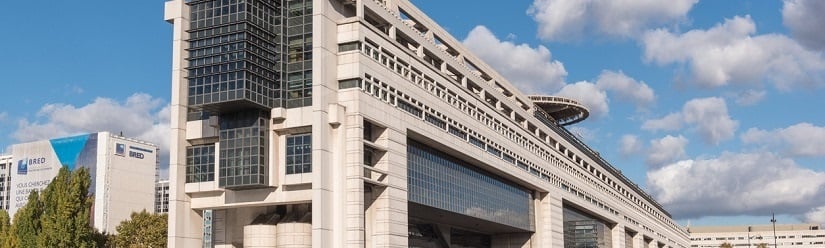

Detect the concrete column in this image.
[612,224,626,248]
[533,192,563,247]
[388,26,397,40]
[165,1,203,247]
[244,225,277,248]
[277,223,312,248]
[632,233,644,248]
[343,113,364,248]
[369,128,408,248]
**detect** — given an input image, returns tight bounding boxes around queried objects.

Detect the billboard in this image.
[8,133,98,217]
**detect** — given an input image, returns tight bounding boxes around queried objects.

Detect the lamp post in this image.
[771,212,777,248]
[748,226,751,248]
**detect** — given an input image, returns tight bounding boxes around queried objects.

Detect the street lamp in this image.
[771,212,777,248]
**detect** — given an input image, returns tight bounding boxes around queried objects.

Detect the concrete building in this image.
[689,224,825,248]
[0,155,12,211]
[164,0,689,247]
[0,132,158,233]
[157,179,171,213]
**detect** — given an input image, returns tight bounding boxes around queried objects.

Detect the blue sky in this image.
[1,0,824,227]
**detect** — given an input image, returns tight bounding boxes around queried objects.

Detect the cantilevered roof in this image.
[528,95,589,126]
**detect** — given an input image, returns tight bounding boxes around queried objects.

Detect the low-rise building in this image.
[689,224,825,248]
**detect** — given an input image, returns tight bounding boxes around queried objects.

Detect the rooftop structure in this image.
[529,95,590,126]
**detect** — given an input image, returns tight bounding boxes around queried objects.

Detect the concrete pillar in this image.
[344,113,364,248]
[612,224,626,248]
[369,128,408,248]
[244,225,277,248]
[632,234,644,248]
[277,223,312,248]
[532,192,564,247]
[165,0,204,247]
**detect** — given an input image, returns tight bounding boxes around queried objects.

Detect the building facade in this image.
[157,179,171,213]
[0,132,158,233]
[0,155,11,211]
[689,224,825,248]
[164,0,689,247]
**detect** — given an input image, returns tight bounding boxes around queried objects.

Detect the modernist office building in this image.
[164,0,689,247]
[689,224,825,248]
[0,132,158,233]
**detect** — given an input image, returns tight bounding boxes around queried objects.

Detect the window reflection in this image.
[407,140,533,231]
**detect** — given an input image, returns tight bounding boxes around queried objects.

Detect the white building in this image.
[0,155,12,211]
[156,179,171,213]
[165,0,690,247]
[0,132,158,233]
[689,224,825,248]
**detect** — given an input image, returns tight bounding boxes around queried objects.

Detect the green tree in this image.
[756,243,769,248]
[0,209,11,247]
[37,167,94,247]
[114,210,168,248]
[719,242,733,248]
[11,190,42,248]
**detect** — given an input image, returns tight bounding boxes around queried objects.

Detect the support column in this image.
[370,128,408,248]
[612,224,626,248]
[632,233,644,248]
[165,1,204,247]
[343,112,364,248]
[533,192,564,247]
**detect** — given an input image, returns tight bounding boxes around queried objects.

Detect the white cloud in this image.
[642,97,738,144]
[783,0,825,51]
[619,134,643,156]
[463,25,567,94]
[741,123,825,157]
[682,97,739,144]
[552,71,655,118]
[733,89,767,106]
[804,206,825,223]
[648,152,825,219]
[595,70,656,109]
[646,135,688,167]
[13,93,170,178]
[642,15,825,90]
[528,0,697,41]
[555,81,609,118]
[642,113,682,131]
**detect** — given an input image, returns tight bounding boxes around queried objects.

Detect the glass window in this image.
[186,144,215,183]
[407,140,533,231]
[286,133,312,174]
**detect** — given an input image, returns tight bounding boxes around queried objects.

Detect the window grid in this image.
[407,140,533,231]
[186,145,215,183]
[285,133,312,174]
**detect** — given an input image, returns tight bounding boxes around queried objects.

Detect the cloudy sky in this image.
[0,0,824,227]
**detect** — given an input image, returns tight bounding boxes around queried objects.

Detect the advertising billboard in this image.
[8,133,98,217]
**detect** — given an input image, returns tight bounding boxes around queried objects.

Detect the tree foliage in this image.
[38,167,94,247]
[0,210,11,247]
[11,190,42,248]
[756,243,769,248]
[114,210,168,248]
[3,167,95,248]
[719,242,733,248]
